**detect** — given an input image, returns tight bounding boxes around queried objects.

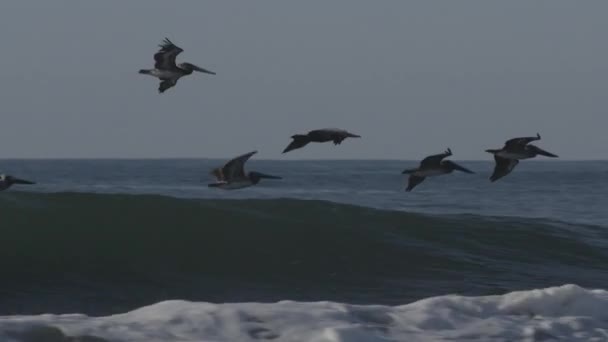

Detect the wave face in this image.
[1,285,607,342]
[2,192,608,315]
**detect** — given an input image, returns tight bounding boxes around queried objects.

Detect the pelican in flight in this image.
[282,128,361,153]
[209,151,282,190]
[139,38,216,93]
[486,133,558,182]
[402,148,474,191]
[0,174,35,191]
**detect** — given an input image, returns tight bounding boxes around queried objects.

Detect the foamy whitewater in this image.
[2,285,608,341]
[1,160,608,341]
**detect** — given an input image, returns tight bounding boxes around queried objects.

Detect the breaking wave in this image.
[1,192,607,316]
[1,284,607,341]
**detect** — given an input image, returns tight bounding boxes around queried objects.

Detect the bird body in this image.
[494,150,537,160]
[408,168,451,178]
[208,180,255,190]
[140,69,182,79]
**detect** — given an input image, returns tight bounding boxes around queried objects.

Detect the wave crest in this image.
[1,192,607,315]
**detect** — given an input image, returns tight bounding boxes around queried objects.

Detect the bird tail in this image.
[138,69,152,75]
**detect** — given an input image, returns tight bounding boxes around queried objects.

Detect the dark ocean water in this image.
[1,159,607,315]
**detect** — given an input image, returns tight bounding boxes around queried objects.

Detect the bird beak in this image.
[346,132,361,138]
[192,64,216,75]
[485,149,499,154]
[257,173,282,180]
[13,178,35,185]
[534,147,559,158]
[451,163,475,174]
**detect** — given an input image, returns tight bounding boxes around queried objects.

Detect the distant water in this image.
[4,159,608,224]
[1,159,607,341]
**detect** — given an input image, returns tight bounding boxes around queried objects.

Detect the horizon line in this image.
[0,157,606,162]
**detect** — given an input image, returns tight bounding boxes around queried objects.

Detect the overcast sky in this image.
[1,1,606,160]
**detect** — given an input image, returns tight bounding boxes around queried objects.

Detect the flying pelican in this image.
[0,174,35,191]
[282,128,361,153]
[402,148,474,191]
[138,38,216,93]
[485,133,558,182]
[208,151,282,190]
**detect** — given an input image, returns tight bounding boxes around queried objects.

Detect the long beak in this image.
[528,144,558,158]
[14,178,35,185]
[193,65,216,75]
[535,147,558,158]
[346,132,361,138]
[485,149,500,154]
[451,162,475,174]
[258,173,282,180]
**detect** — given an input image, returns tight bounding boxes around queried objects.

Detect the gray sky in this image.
[1,1,607,159]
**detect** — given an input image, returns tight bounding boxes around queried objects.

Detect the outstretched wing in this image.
[420,148,452,168]
[221,151,258,181]
[282,138,310,153]
[504,133,541,149]
[154,38,184,70]
[158,78,178,93]
[490,156,519,182]
[406,176,426,192]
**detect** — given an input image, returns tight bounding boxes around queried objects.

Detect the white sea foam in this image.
[1,284,607,342]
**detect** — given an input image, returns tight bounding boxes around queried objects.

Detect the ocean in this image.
[1,159,607,341]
